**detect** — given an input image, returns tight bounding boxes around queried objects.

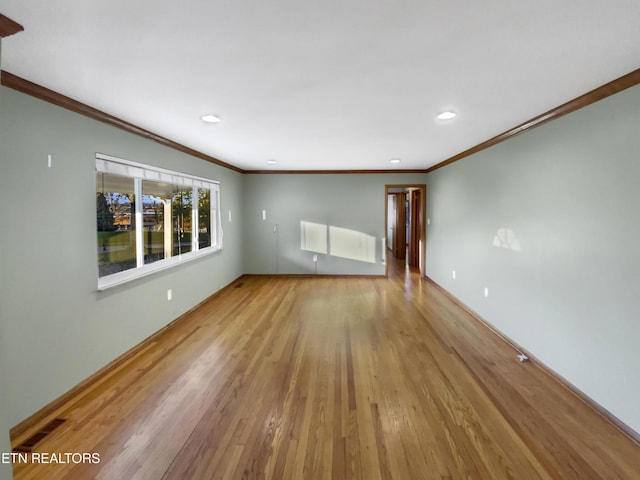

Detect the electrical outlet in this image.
[313,254,318,262]
[452,270,456,279]
[484,287,489,298]
[167,289,172,301]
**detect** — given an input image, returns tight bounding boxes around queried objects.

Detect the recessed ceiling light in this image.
[267,159,277,165]
[201,114,221,123]
[390,158,401,164]
[437,111,457,120]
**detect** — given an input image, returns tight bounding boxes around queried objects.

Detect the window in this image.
[96,173,136,277]
[96,154,222,289]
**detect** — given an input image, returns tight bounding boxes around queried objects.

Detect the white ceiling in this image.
[2,1,639,171]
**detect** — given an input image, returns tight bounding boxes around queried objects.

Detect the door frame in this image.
[385,184,426,277]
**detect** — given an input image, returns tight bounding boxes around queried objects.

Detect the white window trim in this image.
[96,153,222,291]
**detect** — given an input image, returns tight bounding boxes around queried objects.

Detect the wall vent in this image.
[13,418,67,453]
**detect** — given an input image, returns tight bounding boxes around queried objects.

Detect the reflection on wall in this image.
[330,226,376,263]
[300,221,376,263]
[492,227,521,252]
[300,221,328,254]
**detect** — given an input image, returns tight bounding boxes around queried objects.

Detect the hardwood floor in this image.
[11,258,640,479]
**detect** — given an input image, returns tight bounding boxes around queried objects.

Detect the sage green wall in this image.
[425,84,640,434]
[243,173,427,275]
[0,38,14,480]
[0,86,244,430]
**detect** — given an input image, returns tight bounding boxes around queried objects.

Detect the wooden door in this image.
[393,193,406,260]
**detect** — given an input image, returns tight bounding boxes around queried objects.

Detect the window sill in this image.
[97,245,222,291]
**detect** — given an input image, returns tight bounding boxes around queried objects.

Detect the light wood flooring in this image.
[11,256,640,479]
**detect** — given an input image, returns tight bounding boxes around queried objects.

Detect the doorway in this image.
[385,184,426,277]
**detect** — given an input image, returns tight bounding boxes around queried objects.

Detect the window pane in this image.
[172,186,193,255]
[142,181,173,264]
[198,188,211,249]
[96,172,136,277]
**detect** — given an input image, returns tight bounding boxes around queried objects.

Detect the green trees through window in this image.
[95,155,221,288]
[96,175,136,277]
